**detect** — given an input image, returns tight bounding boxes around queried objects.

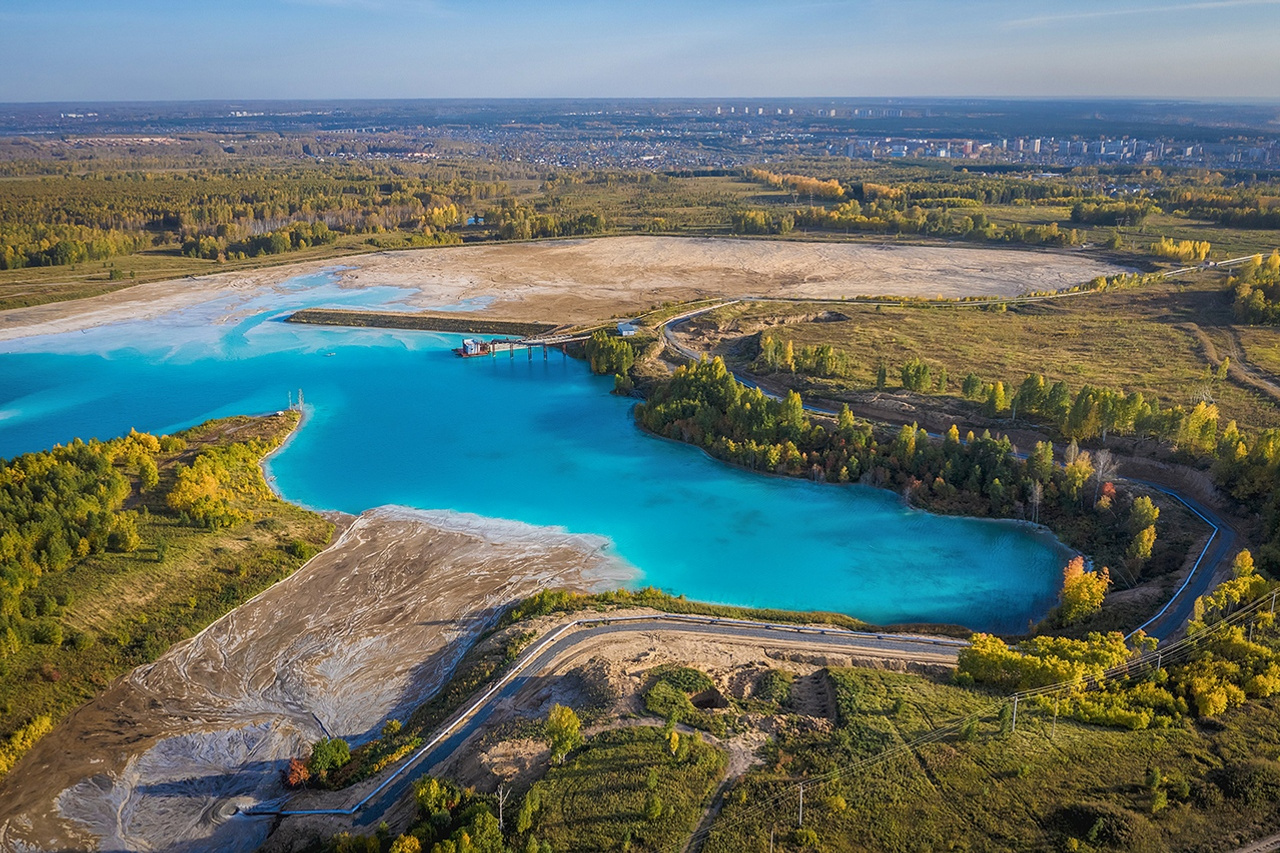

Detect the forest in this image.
[0,414,331,781]
[3,155,1279,289]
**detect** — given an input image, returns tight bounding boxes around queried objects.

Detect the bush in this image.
[646,680,694,721]
[1058,802,1159,851]
[651,665,714,694]
[0,716,53,776]
[307,736,351,779]
[286,538,318,560]
[1215,759,1280,804]
[755,669,794,705]
[107,511,141,552]
[32,620,63,647]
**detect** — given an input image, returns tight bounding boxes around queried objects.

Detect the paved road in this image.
[242,616,962,827]
[1122,477,1236,640]
[661,312,1237,645]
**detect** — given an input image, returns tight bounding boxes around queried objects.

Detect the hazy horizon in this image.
[3,0,1279,102]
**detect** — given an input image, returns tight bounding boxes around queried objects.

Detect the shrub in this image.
[1058,801,1159,851]
[651,665,714,694]
[287,538,318,560]
[32,620,63,647]
[1215,759,1280,804]
[0,716,54,776]
[307,737,351,779]
[645,680,693,721]
[755,669,794,705]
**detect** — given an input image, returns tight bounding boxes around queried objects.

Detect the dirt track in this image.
[0,236,1131,341]
[0,507,630,853]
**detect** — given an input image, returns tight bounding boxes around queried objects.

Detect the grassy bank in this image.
[519,726,726,852]
[0,412,333,779]
[687,276,1280,432]
[704,665,1280,852]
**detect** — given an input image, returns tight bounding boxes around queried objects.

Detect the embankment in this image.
[0,507,632,853]
[286,309,558,337]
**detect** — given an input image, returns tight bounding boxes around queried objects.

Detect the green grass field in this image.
[518,726,727,853]
[705,667,1280,852]
[696,276,1280,432]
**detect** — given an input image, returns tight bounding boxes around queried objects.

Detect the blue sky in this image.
[1,0,1277,101]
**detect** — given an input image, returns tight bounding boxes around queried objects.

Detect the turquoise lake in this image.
[0,270,1069,632]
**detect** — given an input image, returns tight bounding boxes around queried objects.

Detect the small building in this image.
[458,338,491,357]
[616,322,638,337]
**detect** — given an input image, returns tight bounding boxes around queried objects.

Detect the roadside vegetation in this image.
[703,657,1280,853]
[320,722,724,853]
[0,412,332,779]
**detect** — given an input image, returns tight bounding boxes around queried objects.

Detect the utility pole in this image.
[1011,695,1018,733]
[798,783,804,827]
[770,825,775,852]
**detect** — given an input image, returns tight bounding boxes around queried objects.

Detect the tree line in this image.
[0,429,172,651]
[1231,251,1280,323]
[0,165,505,270]
[756,338,1226,454]
[636,357,1158,579]
[959,550,1279,730]
[751,327,1280,572]
[780,202,1087,247]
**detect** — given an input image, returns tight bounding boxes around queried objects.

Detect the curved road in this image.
[660,308,1239,644]
[244,294,1245,831]
[242,615,962,827]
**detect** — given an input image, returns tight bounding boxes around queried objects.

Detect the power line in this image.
[680,587,1276,852]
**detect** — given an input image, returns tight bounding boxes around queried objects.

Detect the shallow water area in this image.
[0,268,1068,632]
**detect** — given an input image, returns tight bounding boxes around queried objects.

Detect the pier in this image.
[455,332,591,359]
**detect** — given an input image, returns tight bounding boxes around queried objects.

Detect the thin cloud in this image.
[1003,0,1280,29]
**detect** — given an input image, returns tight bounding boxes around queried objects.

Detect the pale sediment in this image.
[0,506,632,853]
[0,236,1133,343]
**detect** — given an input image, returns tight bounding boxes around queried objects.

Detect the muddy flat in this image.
[0,508,628,853]
[0,236,1131,340]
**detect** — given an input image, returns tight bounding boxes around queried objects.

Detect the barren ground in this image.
[261,616,958,852]
[0,236,1130,341]
[0,508,629,853]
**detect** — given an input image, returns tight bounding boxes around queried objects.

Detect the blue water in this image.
[0,270,1068,632]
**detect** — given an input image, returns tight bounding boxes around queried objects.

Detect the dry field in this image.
[0,236,1131,341]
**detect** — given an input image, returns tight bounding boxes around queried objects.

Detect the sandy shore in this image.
[0,236,1131,342]
[0,507,632,853]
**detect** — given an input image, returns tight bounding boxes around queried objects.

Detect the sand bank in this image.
[0,236,1131,342]
[0,507,631,853]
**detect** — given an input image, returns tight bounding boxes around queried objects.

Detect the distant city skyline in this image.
[2,0,1279,102]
